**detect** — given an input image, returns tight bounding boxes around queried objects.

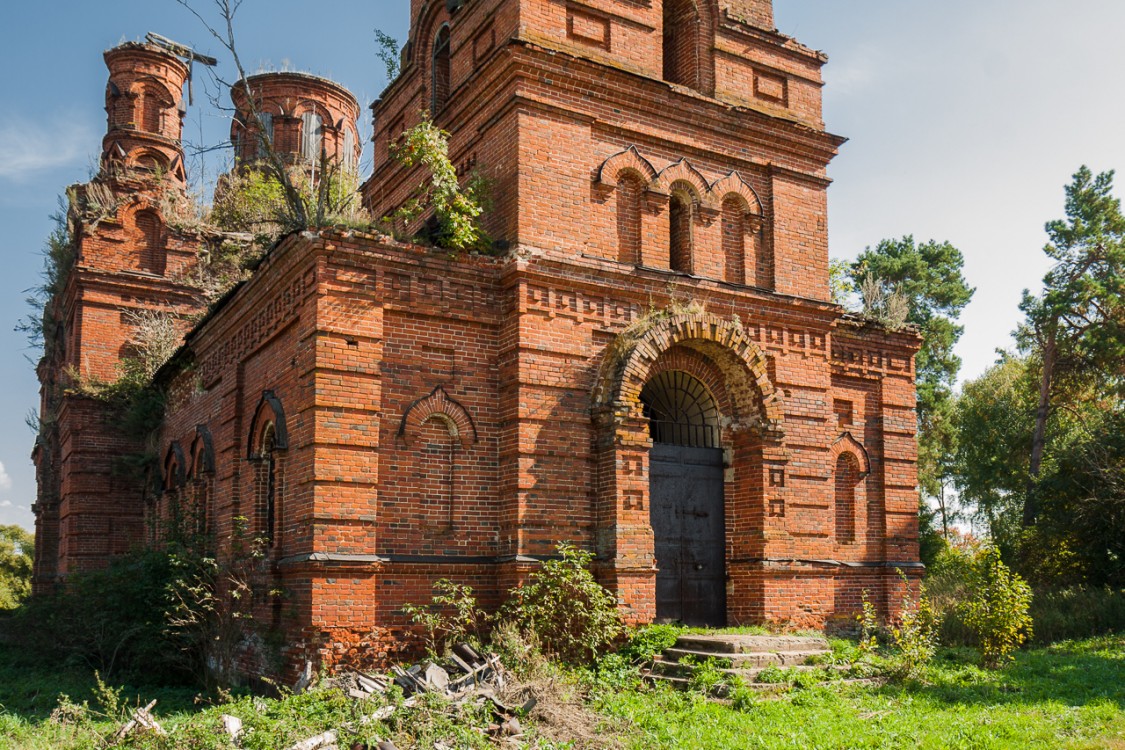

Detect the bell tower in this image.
[102,43,190,184]
[32,40,208,587]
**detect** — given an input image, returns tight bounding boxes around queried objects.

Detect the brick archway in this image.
[592,311,787,624]
[594,311,782,432]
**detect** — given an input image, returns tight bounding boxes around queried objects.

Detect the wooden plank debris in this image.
[108,700,165,745]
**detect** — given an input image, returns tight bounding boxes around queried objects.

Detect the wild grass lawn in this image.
[596,636,1125,750]
[0,636,1123,749]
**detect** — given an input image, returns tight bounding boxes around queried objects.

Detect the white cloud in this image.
[0,115,93,180]
[0,461,10,492]
[0,501,11,508]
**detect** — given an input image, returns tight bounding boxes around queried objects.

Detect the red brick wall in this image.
[36,1,924,682]
[230,73,361,169]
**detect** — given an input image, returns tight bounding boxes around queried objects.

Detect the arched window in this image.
[257,423,279,546]
[190,427,215,540]
[256,112,274,159]
[616,171,645,265]
[417,415,458,528]
[248,391,287,547]
[432,25,452,114]
[342,128,357,173]
[669,190,694,274]
[140,85,164,134]
[134,152,166,172]
[301,112,323,163]
[641,370,721,448]
[751,219,771,290]
[133,210,166,276]
[663,0,700,89]
[722,197,746,284]
[835,452,860,543]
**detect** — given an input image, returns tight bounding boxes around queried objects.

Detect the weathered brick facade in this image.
[34,0,922,680]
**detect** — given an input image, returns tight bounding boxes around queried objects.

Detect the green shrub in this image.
[1030,586,1125,643]
[617,623,682,663]
[387,115,490,252]
[686,656,729,694]
[887,580,938,679]
[499,543,624,664]
[924,542,980,647]
[8,549,190,682]
[857,591,879,656]
[401,579,485,657]
[960,547,1033,668]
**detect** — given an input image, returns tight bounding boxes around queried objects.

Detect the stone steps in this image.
[661,647,830,668]
[647,658,842,681]
[672,634,830,655]
[644,633,836,691]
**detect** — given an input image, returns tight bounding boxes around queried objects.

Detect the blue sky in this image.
[2,0,1125,530]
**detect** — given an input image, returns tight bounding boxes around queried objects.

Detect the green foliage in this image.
[164,512,281,688]
[499,543,624,664]
[209,167,288,240]
[960,547,1034,668]
[401,579,485,657]
[886,579,939,679]
[595,635,1125,749]
[851,237,974,519]
[617,623,682,664]
[851,237,975,421]
[0,525,33,610]
[388,114,490,252]
[8,548,191,681]
[1019,166,1125,373]
[684,655,730,693]
[1034,405,1125,587]
[916,497,947,568]
[210,163,367,245]
[5,517,279,692]
[1030,586,1125,644]
[856,591,879,657]
[374,28,401,82]
[3,631,1125,749]
[1018,167,1125,526]
[828,257,855,306]
[953,353,1125,588]
[923,540,981,647]
[952,356,1038,549]
[16,198,74,352]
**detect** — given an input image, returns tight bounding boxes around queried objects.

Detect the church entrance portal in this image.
[642,370,726,626]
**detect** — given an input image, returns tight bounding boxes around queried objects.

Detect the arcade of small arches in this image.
[597,147,772,289]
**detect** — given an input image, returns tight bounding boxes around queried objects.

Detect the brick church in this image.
[32,0,921,676]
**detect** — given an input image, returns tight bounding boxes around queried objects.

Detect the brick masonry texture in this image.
[34,0,922,682]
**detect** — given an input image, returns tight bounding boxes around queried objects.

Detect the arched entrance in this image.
[592,311,786,626]
[642,370,726,625]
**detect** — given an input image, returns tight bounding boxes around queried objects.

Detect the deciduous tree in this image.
[0,525,34,610]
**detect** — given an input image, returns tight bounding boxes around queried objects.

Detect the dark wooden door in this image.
[650,442,726,626]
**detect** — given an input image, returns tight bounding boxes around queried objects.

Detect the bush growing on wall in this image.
[499,543,624,664]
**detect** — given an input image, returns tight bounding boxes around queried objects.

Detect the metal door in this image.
[650,442,726,626]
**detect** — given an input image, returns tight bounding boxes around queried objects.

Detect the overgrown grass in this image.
[4,637,1125,748]
[594,635,1125,750]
